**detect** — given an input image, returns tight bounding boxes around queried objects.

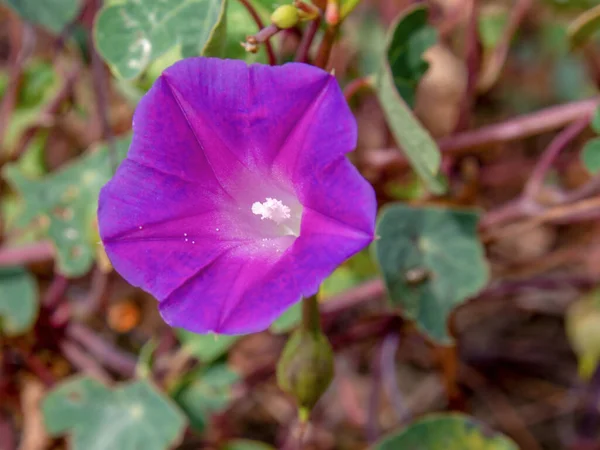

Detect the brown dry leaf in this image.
[18,379,48,450]
[414,44,468,138]
[490,223,557,264]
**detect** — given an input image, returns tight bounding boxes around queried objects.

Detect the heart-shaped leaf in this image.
[374,203,489,344]
[94,0,227,79]
[43,377,186,450]
[372,413,518,450]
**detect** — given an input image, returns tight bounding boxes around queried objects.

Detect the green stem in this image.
[301,294,321,333]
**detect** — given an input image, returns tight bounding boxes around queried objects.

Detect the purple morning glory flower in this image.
[98,57,376,334]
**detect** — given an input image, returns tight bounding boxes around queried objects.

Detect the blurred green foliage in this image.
[373,414,518,450]
[3,137,131,276]
[0,266,38,336]
[43,377,187,450]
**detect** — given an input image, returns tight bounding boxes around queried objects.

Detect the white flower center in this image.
[252,198,291,224]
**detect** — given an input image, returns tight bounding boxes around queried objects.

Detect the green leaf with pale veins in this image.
[2,136,131,277]
[374,203,489,344]
[0,267,38,336]
[2,0,80,34]
[43,377,186,450]
[94,0,228,80]
[375,5,445,194]
[372,413,518,450]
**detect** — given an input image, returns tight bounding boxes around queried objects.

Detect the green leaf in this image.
[582,138,600,174]
[222,440,276,450]
[2,0,80,34]
[43,377,187,450]
[385,5,437,107]
[19,61,57,108]
[174,364,239,432]
[0,267,38,336]
[2,136,131,277]
[372,413,518,450]
[94,0,227,80]
[3,60,61,156]
[375,5,444,195]
[374,203,489,344]
[176,329,239,364]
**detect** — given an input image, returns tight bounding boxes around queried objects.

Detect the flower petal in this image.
[153,58,355,182]
[159,216,372,334]
[99,159,235,299]
[99,57,377,335]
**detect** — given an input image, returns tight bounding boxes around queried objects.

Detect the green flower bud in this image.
[276,328,334,420]
[270,5,299,29]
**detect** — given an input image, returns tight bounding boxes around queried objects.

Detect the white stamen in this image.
[252,198,291,224]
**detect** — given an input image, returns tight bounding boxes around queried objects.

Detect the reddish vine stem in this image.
[343,76,373,102]
[454,0,480,132]
[295,18,321,63]
[440,97,599,155]
[524,117,591,199]
[314,25,338,69]
[42,275,69,308]
[237,0,277,65]
[365,97,600,171]
[65,323,137,377]
[435,344,464,410]
[77,266,110,318]
[21,352,56,388]
[482,117,592,229]
[60,341,113,384]
[0,241,55,267]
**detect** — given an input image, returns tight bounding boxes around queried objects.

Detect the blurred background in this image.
[2,0,600,449]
